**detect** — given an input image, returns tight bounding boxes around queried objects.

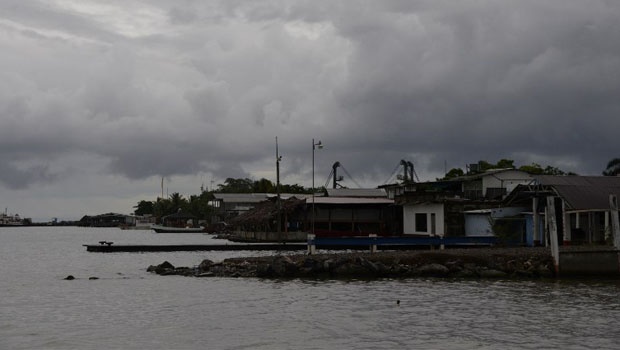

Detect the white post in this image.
[544,205,549,247]
[533,198,540,246]
[562,199,570,245]
[369,234,377,253]
[576,212,580,230]
[307,234,316,255]
[547,196,560,275]
[609,195,620,249]
[605,211,610,242]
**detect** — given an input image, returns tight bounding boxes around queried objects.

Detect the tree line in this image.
[440,158,577,180]
[442,157,620,179]
[133,177,316,220]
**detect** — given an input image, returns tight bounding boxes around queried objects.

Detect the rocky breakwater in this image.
[147,247,555,279]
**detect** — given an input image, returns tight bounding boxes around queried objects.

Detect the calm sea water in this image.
[1,227,619,350]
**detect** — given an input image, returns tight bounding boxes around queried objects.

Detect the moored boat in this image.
[151,224,205,233]
[151,209,204,233]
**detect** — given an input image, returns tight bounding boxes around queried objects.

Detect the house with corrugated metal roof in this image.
[312,190,397,236]
[505,175,620,245]
[325,188,389,198]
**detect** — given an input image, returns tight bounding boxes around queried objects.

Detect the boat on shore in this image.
[151,224,205,233]
[151,209,204,233]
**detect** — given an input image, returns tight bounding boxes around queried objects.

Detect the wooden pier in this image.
[84,236,498,253]
[84,243,308,252]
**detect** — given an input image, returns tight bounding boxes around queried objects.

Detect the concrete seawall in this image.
[560,249,620,276]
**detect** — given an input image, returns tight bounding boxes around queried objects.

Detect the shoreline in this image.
[148,247,561,279]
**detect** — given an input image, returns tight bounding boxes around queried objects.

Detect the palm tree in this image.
[603,158,620,176]
[133,200,154,216]
[169,192,188,212]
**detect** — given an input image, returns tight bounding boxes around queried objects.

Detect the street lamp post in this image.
[312,138,322,235]
[276,137,282,242]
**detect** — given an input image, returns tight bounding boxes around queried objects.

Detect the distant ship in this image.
[0,209,25,226]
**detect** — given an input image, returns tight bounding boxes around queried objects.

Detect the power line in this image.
[340,164,362,188]
[383,162,402,184]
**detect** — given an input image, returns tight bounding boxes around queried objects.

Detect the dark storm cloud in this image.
[1,0,619,195]
[327,1,620,178]
[0,162,58,189]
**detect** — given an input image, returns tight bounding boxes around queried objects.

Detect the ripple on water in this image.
[2,228,620,349]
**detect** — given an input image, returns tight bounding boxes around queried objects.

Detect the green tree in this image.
[518,163,575,175]
[133,200,154,216]
[169,192,188,211]
[543,166,567,175]
[441,159,573,178]
[281,183,309,194]
[215,177,311,194]
[518,163,544,175]
[187,191,215,220]
[442,168,465,180]
[152,192,190,221]
[217,178,254,193]
[496,159,515,169]
[253,178,275,193]
[153,198,173,220]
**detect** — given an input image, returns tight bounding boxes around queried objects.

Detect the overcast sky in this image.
[1,0,619,220]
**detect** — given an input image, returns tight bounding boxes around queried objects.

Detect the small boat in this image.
[151,209,204,233]
[151,224,205,233]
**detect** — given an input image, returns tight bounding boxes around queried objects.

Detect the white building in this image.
[400,169,532,236]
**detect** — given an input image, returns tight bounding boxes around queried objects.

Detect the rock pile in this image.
[147,247,555,279]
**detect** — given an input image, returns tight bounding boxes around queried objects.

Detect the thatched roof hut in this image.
[230,197,306,227]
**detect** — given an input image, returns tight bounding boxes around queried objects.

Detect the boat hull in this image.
[151,225,205,233]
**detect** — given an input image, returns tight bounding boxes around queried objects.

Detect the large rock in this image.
[332,261,373,277]
[414,263,450,277]
[270,255,298,277]
[198,259,215,271]
[255,256,298,277]
[147,261,176,275]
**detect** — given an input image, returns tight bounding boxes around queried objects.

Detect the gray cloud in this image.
[1,0,619,218]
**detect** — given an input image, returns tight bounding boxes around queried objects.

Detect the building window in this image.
[431,213,436,235]
[486,187,507,200]
[415,213,428,233]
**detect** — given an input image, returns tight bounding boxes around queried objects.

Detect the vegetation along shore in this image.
[147,247,555,279]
